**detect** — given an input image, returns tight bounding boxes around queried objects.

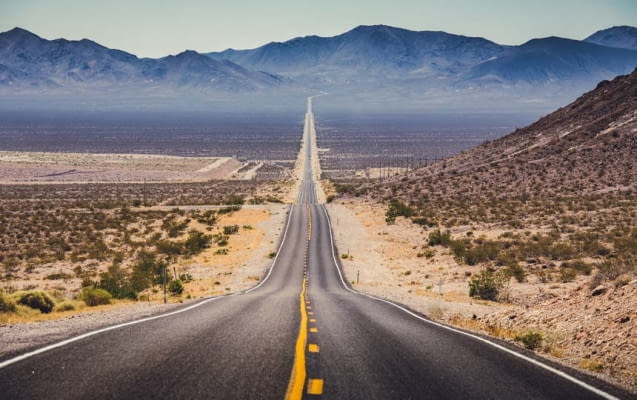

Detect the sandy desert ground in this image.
[0,151,262,183]
[327,198,636,391]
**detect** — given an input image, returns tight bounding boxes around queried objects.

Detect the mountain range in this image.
[1,25,636,111]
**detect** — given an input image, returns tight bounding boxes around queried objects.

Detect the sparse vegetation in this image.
[80,287,112,306]
[168,279,184,295]
[468,269,508,301]
[16,291,55,313]
[0,292,17,313]
[514,331,543,350]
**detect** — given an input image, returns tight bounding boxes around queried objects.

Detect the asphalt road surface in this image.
[0,98,631,399]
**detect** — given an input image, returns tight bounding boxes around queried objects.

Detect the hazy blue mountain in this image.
[0,27,284,92]
[2,25,637,112]
[467,37,637,83]
[585,26,637,50]
[208,25,506,83]
[205,24,637,112]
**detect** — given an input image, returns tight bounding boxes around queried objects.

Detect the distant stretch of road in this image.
[0,98,630,399]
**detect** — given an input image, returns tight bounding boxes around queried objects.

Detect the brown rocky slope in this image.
[338,68,637,391]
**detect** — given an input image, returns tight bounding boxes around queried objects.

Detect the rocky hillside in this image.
[342,67,637,393]
[377,67,636,199]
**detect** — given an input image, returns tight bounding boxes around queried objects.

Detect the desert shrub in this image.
[412,216,436,227]
[224,195,245,205]
[515,331,543,350]
[562,259,592,275]
[597,257,634,280]
[265,195,283,204]
[179,273,193,283]
[16,291,55,313]
[44,272,74,280]
[184,230,212,256]
[196,210,218,226]
[385,199,414,224]
[55,301,77,312]
[215,248,229,255]
[268,251,277,259]
[468,269,508,301]
[80,287,112,306]
[0,292,17,313]
[218,205,242,214]
[503,263,526,283]
[98,262,138,300]
[326,194,336,203]
[213,234,229,247]
[168,279,184,295]
[333,183,356,195]
[130,251,167,292]
[558,268,577,283]
[155,239,184,257]
[162,217,190,238]
[428,230,452,247]
[223,225,240,235]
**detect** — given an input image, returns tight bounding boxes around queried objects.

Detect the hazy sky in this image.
[1,0,636,57]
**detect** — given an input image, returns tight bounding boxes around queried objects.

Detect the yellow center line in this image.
[284,278,309,400]
[307,379,324,395]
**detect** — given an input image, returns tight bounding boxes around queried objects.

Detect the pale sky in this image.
[1,0,636,57]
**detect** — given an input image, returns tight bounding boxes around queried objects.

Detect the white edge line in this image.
[245,204,295,294]
[321,205,619,400]
[0,204,297,369]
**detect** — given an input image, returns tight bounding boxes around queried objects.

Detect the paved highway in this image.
[0,98,630,399]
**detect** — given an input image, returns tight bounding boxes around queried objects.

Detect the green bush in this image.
[168,279,184,295]
[16,291,56,313]
[428,230,452,247]
[468,269,508,301]
[558,268,577,283]
[98,262,138,300]
[0,292,17,313]
[503,263,526,283]
[55,301,77,312]
[81,287,112,307]
[218,205,242,214]
[515,331,543,350]
[155,239,184,257]
[196,210,218,226]
[223,225,240,235]
[563,260,593,276]
[385,199,415,224]
[130,251,167,292]
[184,230,212,256]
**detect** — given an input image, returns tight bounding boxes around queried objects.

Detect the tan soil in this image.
[327,198,637,393]
[0,151,254,183]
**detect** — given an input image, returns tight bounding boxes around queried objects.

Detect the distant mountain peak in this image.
[1,27,42,42]
[585,25,637,50]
